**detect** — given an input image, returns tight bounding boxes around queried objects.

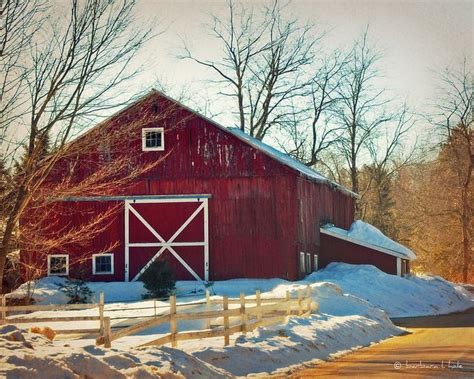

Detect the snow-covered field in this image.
[1,263,472,378]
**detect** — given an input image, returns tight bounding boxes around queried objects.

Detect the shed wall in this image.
[319,233,398,275]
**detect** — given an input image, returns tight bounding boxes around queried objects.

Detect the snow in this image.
[323,220,417,260]
[0,324,226,378]
[226,128,357,198]
[1,279,402,378]
[8,276,205,304]
[2,263,472,377]
[309,263,473,317]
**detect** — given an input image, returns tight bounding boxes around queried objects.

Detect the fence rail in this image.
[0,286,317,347]
[96,286,317,348]
[0,292,105,335]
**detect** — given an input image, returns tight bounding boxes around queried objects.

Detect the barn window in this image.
[305,253,311,273]
[313,254,319,271]
[48,255,69,276]
[142,127,164,151]
[299,252,305,273]
[93,254,114,275]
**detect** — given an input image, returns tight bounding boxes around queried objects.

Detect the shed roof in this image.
[321,221,416,260]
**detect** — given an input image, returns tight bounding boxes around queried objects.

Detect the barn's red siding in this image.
[295,177,354,276]
[319,233,398,275]
[21,91,359,282]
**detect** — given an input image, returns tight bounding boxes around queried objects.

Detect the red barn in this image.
[20,90,413,283]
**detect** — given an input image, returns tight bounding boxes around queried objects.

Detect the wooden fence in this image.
[0,286,317,348]
[96,286,316,349]
[0,292,106,335]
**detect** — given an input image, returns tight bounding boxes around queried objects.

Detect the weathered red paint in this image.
[319,233,403,275]
[21,91,358,282]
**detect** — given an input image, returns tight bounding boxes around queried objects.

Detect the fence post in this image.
[223,296,229,346]
[239,292,247,333]
[285,291,291,316]
[103,317,112,348]
[297,289,303,316]
[99,292,105,334]
[1,295,6,323]
[205,290,211,329]
[256,290,262,323]
[170,295,177,348]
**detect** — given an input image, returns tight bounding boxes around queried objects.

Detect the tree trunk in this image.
[461,177,471,283]
[351,152,359,216]
[0,253,6,294]
[237,83,245,132]
[462,220,470,283]
[0,185,28,293]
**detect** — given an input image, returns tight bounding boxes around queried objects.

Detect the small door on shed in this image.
[125,197,209,282]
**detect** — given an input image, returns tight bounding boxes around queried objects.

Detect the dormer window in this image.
[142,127,164,151]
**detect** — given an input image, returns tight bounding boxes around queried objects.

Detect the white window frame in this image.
[142,127,164,151]
[92,253,114,275]
[313,254,318,272]
[47,254,69,276]
[299,252,305,273]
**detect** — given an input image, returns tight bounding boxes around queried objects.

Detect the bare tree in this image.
[0,0,153,292]
[0,0,45,151]
[277,51,347,165]
[359,104,420,231]
[434,61,473,282]
[333,29,392,197]
[181,0,318,140]
[390,61,472,282]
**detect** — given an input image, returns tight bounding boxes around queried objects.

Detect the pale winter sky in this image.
[128,0,473,130]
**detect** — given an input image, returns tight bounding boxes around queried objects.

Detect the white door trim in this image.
[124,197,209,283]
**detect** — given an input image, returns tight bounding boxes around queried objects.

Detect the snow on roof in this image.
[226,128,358,198]
[321,220,416,260]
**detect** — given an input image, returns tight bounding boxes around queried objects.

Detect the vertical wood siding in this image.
[22,92,355,282]
[319,233,398,275]
[295,177,355,278]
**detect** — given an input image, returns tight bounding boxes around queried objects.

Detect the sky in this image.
[128,0,473,130]
[4,0,471,158]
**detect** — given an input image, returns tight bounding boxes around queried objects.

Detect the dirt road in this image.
[287,307,474,378]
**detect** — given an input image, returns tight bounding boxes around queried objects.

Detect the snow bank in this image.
[8,276,206,304]
[0,280,403,378]
[185,281,402,376]
[4,263,472,377]
[0,325,228,378]
[310,263,473,317]
[323,220,416,259]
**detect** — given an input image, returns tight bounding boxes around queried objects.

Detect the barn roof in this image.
[226,128,357,197]
[71,89,357,198]
[152,90,358,198]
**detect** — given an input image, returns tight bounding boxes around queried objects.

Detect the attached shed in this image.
[319,222,416,276]
[20,90,412,283]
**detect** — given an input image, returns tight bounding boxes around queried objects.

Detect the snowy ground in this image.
[1,263,473,378]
